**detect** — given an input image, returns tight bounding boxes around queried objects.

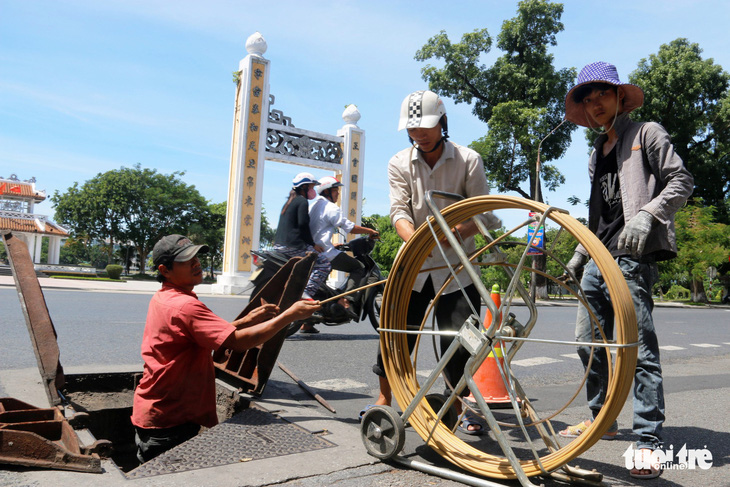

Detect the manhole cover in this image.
[126,407,335,479]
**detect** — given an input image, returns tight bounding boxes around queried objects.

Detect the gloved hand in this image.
[560,251,588,283]
[617,210,655,257]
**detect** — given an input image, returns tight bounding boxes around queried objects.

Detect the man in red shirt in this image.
[131,234,320,463]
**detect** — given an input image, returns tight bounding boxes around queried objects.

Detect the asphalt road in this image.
[2,287,730,486]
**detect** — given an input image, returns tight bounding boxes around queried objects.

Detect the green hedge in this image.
[665,284,690,300]
[105,264,124,280]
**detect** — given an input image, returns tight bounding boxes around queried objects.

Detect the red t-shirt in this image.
[131,283,235,429]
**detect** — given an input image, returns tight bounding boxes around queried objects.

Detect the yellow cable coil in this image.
[380,195,637,479]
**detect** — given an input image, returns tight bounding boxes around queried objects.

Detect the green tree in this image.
[114,244,136,274]
[415,0,575,300]
[59,236,111,268]
[415,0,575,202]
[629,38,730,223]
[362,214,400,277]
[53,164,209,274]
[52,176,128,261]
[259,205,276,248]
[189,201,227,280]
[658,202,730,303]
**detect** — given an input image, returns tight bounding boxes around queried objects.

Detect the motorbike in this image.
[249,236,383,337]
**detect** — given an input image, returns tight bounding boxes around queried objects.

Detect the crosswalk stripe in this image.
[659,345,685,351]
[690,343,722,348]
[561,353,581,360]
[511,357,562,367]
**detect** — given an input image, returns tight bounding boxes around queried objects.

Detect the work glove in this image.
[560,252,588,284]
[617,210,655,257]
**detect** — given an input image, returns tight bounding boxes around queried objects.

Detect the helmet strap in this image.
[412,136,445,154]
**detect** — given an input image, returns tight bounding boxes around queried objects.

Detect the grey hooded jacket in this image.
[576,113,694,261]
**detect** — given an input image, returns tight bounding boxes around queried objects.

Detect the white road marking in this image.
[561,353,581,360]
[307,378,368,391]
[690,343,722,348]
[659,345,685,351]
[511,357,563,367]
[416,369,434,378]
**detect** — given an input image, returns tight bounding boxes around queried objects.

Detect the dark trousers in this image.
[135,422,200,464]
[330,252,366,293]
[375,276,481,397]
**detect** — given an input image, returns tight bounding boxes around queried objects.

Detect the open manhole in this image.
[61,373,335,476]
[2,231,335,477]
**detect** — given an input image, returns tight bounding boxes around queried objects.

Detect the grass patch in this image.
[48,275,126,282]
[125,273,157,281]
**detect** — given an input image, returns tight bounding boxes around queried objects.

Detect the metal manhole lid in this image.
[126,406,336,479]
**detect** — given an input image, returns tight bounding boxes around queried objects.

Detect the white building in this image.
[0,174,68,264]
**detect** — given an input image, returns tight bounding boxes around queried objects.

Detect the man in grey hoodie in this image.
[558,62,693,480]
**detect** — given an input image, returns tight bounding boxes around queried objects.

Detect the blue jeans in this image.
[575,257,664,450]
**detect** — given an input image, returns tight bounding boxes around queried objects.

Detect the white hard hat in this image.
[397,90,446,131]
[317,176,344,194]
[292,172,320,188]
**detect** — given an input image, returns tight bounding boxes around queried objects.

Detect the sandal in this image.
[558,419,617,440]
[630,448,662,479]
[458,411,484,436]
[299,326,319,334]
[358,404,377,422]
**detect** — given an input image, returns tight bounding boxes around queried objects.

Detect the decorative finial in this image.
[246,32,267,57]
[342,104,361,125]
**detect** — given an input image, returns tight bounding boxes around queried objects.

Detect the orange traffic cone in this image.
[466,284,516,409]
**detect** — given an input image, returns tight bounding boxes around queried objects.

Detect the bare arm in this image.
[394,218,416,243]
[232,303,279,329]
[221,300,321,352]
[349,224,379,237]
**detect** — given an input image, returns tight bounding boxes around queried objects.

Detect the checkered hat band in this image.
[405,91,425,128]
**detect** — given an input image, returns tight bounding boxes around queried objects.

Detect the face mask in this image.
[307,187,316,199]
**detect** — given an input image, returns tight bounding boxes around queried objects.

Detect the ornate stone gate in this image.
[212,32,365,295]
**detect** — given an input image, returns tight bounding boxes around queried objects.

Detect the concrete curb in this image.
[3,275,723,308]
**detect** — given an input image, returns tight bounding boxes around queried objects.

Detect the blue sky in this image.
[2,0,729,233]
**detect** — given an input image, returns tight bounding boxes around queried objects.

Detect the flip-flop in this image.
[458,411,484,436]
[358,404,377,422]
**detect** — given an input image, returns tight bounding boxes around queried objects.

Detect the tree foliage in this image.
[59,236,111,268]
[259,205,276,248]
[657,202,730,302]
[188,201,227,280]
[629,38,730,224]
[52,164,209,274]
[415,0,575,201]
[362,214,400,277]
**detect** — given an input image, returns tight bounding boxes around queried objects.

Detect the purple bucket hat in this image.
[565,62,644,127]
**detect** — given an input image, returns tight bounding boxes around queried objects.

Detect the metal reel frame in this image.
[378,194,638,484]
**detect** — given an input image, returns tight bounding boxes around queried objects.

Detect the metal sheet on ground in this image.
[126,406,336,479]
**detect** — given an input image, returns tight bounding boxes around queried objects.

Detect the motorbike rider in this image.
[273,172,332,333]
[308,176,380,318]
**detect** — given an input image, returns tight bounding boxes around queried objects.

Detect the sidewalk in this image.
[0,274,217,295]
[1,274,712,309]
